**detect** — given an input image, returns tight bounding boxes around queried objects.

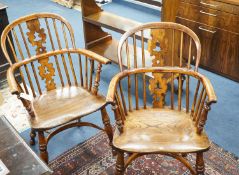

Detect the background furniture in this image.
[80,0,180,64]
[176,0,239,81]
[3,13,113,163]
[0,116,52,175]
[0,3,14,81]
[106,67,217,174]
[81,0,239,81]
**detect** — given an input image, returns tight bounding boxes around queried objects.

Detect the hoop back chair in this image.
[108,22,216,174]
[2,13,113,163]
[106,67,217,174]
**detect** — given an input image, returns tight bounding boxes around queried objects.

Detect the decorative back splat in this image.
[148,29,168,108]
[26,19,56,91]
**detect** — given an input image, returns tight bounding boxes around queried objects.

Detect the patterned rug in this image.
[49,131,239,175]
[0,81,30,132]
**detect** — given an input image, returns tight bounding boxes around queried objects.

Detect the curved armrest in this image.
[7,66,20,95]
[7,66,33,102]
[106,70,128,104]
[106,67,217,105]
[200,75,217,105]
[77,48,111,65]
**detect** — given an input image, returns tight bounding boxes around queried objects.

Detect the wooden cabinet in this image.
[176,0,239,81]
[0,3,14,81]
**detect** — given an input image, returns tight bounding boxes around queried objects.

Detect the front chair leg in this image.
[30,128,36,145]
[101,108,116,156]
[101,108,113,145]
[38,131,49,164]
[115,151,125,175]
[196,152,205,175]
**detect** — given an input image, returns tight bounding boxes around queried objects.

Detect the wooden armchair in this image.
[1,13,113,163]
[1,13,82,147]
[106,67,217,174]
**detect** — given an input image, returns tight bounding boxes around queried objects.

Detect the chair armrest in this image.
[7,67,37,102]
[106,67,217,105]
[77,48,111,65]
[106,71,128,104]
[7,66,20,95]
[200,75,217,105]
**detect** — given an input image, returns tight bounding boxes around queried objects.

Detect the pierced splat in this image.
[148,29,169,107]
[148,29,168,67]
[149,74,167,108]
[26,19,56,91]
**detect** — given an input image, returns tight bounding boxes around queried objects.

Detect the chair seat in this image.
[113,108,210,153]
[30,86,106,130]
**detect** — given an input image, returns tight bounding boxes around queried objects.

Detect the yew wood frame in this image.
[1,13,113,164]
[106,67,217,175]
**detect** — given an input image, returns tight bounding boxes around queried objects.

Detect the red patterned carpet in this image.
[49,132,239,175]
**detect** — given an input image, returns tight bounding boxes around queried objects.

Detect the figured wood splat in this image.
[26,19,56,91]
[148,29,168,108]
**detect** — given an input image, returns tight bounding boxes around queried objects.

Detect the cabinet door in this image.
[0,8,15,79]
[177,17,239,81]
[176,17,221,71]
[219,30,239,80]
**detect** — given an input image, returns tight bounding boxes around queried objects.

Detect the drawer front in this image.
[182,0,239,15]
[177,17,239,80]
[177,2,239,34]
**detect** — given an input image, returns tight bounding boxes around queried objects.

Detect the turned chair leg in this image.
[115,151,125,175]
[196,152,205,175]
[38,131,49,164]
[30,128,36,145]
[101,108,117,156]
[101,108,113,145]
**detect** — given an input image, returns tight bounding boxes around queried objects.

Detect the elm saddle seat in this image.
[113,108,210,154]
[31,86,106,129]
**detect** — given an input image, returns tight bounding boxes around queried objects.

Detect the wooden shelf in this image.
[81,0,154,66]
[88,38,152,67]
[89,38,119,63]
[84,11,142,34]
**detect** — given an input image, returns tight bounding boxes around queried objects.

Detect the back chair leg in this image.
[115,151,125,175]
[196,152,205,175]
[30,128,36,145]
[38,131,49,164]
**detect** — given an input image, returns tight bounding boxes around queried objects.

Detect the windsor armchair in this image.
[1,13,79,146]
[107,67,217,174]
[2,13,113,163]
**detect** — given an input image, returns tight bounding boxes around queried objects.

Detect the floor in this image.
[1,0,239,161]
